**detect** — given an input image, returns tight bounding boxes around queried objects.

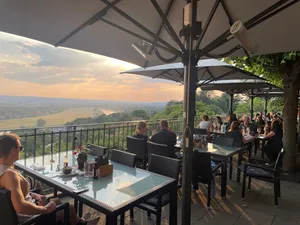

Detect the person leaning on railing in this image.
[0,133,97,225]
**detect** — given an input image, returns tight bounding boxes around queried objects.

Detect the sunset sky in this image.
[0,32,183,102]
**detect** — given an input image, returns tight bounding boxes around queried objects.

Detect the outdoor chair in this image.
[242,149,285,206]
[225,132,250,182]
[126,136,147,169]
[192,151,222,208]
[86,144,107,157]
[212,137,235,179]
[194,128,207,135]
[0,188,69,225]
[130,154,181,225]
[110,149,137,167]
[147,141,178,159]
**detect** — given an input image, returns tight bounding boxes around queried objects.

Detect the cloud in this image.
[0,32,183,102]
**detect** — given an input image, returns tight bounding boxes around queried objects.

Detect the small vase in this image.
[77,159,86,170]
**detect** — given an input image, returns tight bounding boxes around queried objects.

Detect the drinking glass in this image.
[84,162,90,178]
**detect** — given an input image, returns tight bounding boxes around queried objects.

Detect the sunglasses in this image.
[16,146,24,151]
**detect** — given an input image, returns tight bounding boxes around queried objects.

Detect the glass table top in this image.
[16,151,174,210]
[195,143,242,157]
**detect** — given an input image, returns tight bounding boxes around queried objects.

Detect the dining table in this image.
[15,151,178,225]
[174,141,245,197]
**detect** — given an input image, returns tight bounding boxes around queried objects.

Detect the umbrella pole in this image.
[229,93,234,115]
[264,97,268,116]
[182,0,198,224]
[250,96,254,121]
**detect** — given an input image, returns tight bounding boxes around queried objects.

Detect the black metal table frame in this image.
[203,146,246,197]
[15,163,178,225]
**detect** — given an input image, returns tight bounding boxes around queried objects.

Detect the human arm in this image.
[264,131,276,139]
[4,170,55,215]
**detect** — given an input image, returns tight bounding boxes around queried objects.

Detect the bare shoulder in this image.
[1,169,20,189]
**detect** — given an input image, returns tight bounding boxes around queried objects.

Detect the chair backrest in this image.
[148,154,180,180]
[0,188,18,225]
[87,144,107,157]
[274,148,285,170]
[111,149,136,167]
[225,132,243,147]
[147,141,175,159]
[126,136,147,160]
[192,151,213,183]
[213,136,234,147]
[194,128,207,135]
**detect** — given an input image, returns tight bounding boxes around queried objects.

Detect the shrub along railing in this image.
[0,120,183,160]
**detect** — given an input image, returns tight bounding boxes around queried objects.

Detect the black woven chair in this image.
[194,128,207,135]
[212,136,234,179]
[0,188,69,225]
[110,149,136,167]
[147,141,177,159]
[242,149,285,206]
[86,144,107,157]
[130,154,180,225]
[126,136,147,169]
[192,151,222,208]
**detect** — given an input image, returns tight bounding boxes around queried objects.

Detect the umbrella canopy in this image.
[1,1,300,225]
[121,59,263,85]
[0,1,299,67]
[200,80,281,95]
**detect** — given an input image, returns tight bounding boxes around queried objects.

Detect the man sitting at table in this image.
[150,120,177,155]
[0,133,99,225]
[239,116,257,135]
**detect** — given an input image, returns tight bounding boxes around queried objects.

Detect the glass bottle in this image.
[64,155,68,167]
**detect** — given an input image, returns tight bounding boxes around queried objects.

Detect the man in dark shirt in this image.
[150,120,177,153]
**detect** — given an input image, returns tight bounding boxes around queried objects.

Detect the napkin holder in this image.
[98,164,113,177]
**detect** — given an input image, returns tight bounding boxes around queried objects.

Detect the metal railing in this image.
[0,120,183,160]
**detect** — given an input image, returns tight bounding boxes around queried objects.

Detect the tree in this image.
[226,52,300,172]
[131,109,148,119]
[37,119,47,127]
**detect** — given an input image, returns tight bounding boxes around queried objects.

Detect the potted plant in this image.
[77,151,88,170]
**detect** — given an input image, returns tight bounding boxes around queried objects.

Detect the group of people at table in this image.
[0,115,283,224]
[199,113,283,163]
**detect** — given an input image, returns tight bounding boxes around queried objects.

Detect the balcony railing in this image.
[0,120,183,160]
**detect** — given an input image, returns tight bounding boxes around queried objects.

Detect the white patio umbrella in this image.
[1,1,300,224]
[121,58,264,85]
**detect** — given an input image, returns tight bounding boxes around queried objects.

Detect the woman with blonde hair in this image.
[133,121,149,142]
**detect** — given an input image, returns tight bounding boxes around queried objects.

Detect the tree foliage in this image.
[37,119,47,127]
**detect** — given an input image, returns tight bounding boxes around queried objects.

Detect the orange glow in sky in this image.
[0,32,183,102]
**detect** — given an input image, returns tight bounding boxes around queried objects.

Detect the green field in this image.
[0,108,97,129]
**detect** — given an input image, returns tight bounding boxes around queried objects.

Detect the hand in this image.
[45,202,56,214]
[31,193,47,205]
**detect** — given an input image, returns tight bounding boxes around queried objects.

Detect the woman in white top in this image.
[198,115,213,132]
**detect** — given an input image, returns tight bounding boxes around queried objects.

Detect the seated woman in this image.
[214,116,223,131]
[262,120,283,162]
[227,121,255,146]
[0,133,98,225]
[133,121,148,142]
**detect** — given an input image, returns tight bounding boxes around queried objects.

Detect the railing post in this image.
[103,124,106,146]
[33,128,37,163]
[42,132,45,165]
[58,131,62,153]
[50,131,54,159]
[72,126,76,150]
[24,134,28,164]
[97,127,100,145]
[92,128,95,144]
